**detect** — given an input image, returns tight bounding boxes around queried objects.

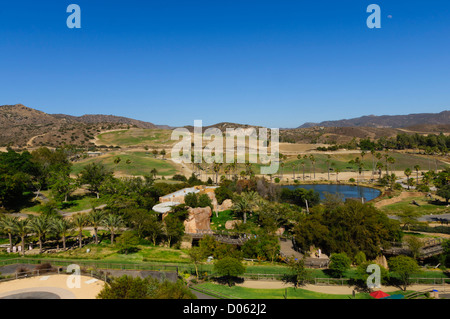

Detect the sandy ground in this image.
[237,280,450,295]
[0,275,105,299]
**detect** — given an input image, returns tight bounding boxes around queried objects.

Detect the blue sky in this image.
[0,1,449,128]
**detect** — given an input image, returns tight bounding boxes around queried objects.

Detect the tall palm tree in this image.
[280,162,285,179]
[376,162,384,181]
[28,215,52,254]
[12,219,29,256]
[296,154,302,178]
[71,213,87,249]
[301,160,306,181]
[231,192,258,224]
[335,167,341,182]
[88,208,105,245]
[52,218,73,251]
[414,165,421,185]
[224,164,231,180]
[370,149,376,179]
[102,214,125,245]
[387,156,396,176]
[360,151,366,180]
[325,155,331,181]
[213,162,223,185]
[384,152,390,176]
[291,163,296,180]
[404,168,412,190]
[0,215,18,251]
[309,155,316,180]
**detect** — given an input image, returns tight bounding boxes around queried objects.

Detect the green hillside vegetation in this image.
[96,128,174,147]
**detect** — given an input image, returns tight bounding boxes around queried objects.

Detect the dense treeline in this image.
[317,132,450,154]
[360,132,450,153]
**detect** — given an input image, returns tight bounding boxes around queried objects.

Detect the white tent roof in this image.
[152,201,181,214]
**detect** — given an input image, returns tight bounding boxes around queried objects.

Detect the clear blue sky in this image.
[0,1,449,128]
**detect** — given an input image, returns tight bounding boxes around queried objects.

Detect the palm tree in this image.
[370,149,376,180]
[360,151,366,180]
[296,154,302,178]
[335,167,341,182]
[231,192,258,224]
[325,155,331,181]
[0,215,18,251]
[213,162,222,185]
[28,215,52,254]
[309,155,316,180]
[71,213,87,249]
[414,165,421,185]
[52,218,73,251]
[388,156,396,175]
[12,218,29,256]
[384,152,390,176]
[404,168,412,190]
[301,160,306,181]
[102,214,125,245]
[291,163,296,180]
[87,208,105,245]
[376,162,384,181]
[349,158,357,183]
[224,164,231,180]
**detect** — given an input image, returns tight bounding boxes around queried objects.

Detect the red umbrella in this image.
[370,291,390,299]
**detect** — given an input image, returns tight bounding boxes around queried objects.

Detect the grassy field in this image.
[72,151,178,177]
[96,128,175,147]
[380,195,449,216]
[21,194,106,215]
[194,282,372,299]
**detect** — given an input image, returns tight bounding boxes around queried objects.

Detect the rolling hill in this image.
[1,104,449,149]
[298,111,450,129]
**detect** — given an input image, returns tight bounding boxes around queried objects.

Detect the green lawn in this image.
[194,282,372,299]
[380,195,449,216]
[211,210,236,231]
[21,195,105,215]
[71,151,178,176]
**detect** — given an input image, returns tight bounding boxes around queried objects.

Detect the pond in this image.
[284,184,381,202]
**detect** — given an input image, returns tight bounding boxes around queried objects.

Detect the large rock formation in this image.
[216,199,233,212]
[184,206,213,234]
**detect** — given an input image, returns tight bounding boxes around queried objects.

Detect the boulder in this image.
[184,206,212,234]
[217,199,233,212]
[374,255,389,270]
[225,220,242,230]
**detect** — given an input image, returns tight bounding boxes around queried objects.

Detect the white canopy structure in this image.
[152,201,181,214]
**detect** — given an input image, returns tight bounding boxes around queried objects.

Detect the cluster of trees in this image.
[359,133,450,154]
[293,200,402,261]
[0,148,74,210]
[97,275,196,299]
[328,252,422,291]
[0,210,125,255]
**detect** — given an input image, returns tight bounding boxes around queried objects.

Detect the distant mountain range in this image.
[298,111,450,129]
[1,104,449,148]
